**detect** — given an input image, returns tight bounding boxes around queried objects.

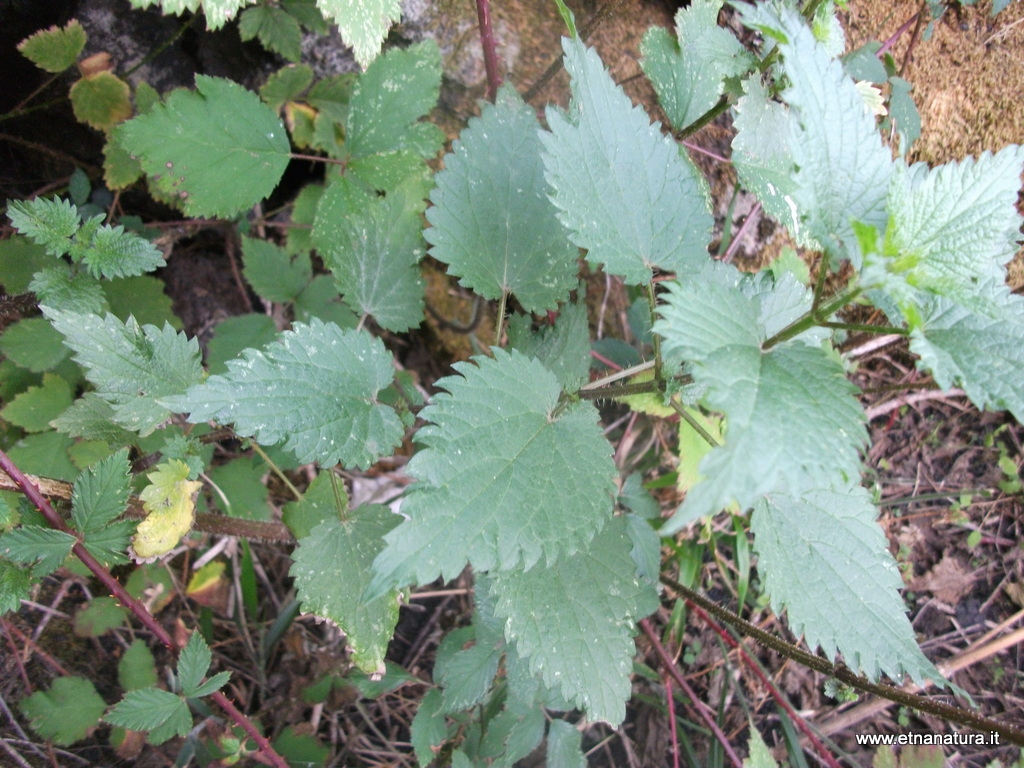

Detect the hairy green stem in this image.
[820,321,909,335]
[249,442,302,501]
[660,574,1024,747]
[668,398,719,449]
[762,285,863,350]
[494,290,508,347]
[645,281,664,387]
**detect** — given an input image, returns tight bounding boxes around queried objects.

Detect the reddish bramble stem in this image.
[0,449,289,768]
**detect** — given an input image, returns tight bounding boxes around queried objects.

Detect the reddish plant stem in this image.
[663,673,681,768]
[0,449,288,768]
[877,11,920,57]
[684,600,842,768]
[639,618,743,768]
[475,0,502,101]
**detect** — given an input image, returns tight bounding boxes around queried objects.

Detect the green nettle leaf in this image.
[9,196,164,279]
[21,676,106,746]
[0,372,73,432]
[752,486,943,685]
[482,518,660,725]
[884,146,1024,293]
[368,349,616,593]
[434,624,503,713]
[77,222,165,279]
[17,20,87,73]
[316,0,401,68]
[655,264,866,530]
[911,284,1024,424]
[105,686,192,745]
[640,0,753,132]
[315,179,426,332]
[164,320,403,469]
[241,236,312,303]
[733,5,892,261]
[541,37,712,285]
[344,41,443,159]
[51,393,136,444]
[206,314,280,375]
[115,75,291,217]
[70,72,133,132]
[291,504,402,675]
[260,64,315,112]
[506,296,591,390]
[44,308,204,435]
[29,265,106,314]
[238,5,303,62]
[426,84,578,312]
[7,197,80,257]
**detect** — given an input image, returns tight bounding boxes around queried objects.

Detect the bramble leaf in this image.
[43,308,203,435]
[481,517,659,725]
[318,0,402,68]
[105,686,191,745]
[71,449,135,565]
[238,5,303,62]
[291,504,402,675]
[21,677,106,746]
[0,373,73,433]
[70,72,133,131]
[368,349,615,593]
[345,41,442,159]
[115,75,291,217]
[164,320,403,469]
[655,264,866,530]
[241,236,312,303]
[0,526,77,574]
[640,0,753,131]
[132,460,202,560]
[426,84,578,312]
[71,448,132,534]
[17,21,86,73]
[178,631,218,696]
[733,5,891,260]
[316,179,426,332]
[752,485,943,685]
[541,37,712,284]
[0,560,34,614]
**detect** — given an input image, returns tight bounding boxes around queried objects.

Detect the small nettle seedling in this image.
[2,0,1023,763]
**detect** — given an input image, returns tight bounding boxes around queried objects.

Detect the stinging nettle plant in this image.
[2,0,1024,763]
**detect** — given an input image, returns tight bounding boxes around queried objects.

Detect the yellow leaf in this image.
[131,460,201,560]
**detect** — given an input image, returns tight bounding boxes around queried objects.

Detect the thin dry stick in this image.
[864,387,967,420]
[0,470,294,543]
